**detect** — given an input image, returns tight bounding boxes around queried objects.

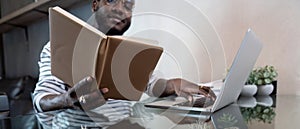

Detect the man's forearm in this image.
[39,94,70,112]
[152,79,175,97]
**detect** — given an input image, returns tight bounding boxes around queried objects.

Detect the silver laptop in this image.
[145,29,263,112]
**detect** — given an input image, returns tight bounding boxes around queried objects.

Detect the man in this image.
[33,0,215,114]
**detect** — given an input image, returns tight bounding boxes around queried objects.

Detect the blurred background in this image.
[0,0,299,120]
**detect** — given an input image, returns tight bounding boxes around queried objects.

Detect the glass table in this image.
[1,95,299,129]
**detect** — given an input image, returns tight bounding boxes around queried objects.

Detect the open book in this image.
[49,6,163,101]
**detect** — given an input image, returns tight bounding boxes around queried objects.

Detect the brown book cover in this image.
[49,6,163,101]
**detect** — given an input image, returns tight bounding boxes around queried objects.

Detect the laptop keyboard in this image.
[175,97,215,108]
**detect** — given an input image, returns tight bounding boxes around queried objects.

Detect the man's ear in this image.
[92,0,100,12]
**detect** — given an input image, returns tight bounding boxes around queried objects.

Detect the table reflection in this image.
[37,96,270,129]
[0,95,278,129]
[5,94,300,129]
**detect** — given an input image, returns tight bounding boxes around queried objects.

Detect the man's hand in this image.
[153,78,216,102]
[65,76,108,110]
[39,76,108,111]
[167,78,216,101]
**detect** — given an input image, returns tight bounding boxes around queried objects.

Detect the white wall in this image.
[125,0,300,95]
[195,0,300,95]
[125,0,227,83]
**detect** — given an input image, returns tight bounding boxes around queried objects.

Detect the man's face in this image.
[93,0,135,35]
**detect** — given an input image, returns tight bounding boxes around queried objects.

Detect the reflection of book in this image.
[49,6,163,101]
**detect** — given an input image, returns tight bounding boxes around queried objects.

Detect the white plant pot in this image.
[256,95,273,107]
[237,96,257,108]
[240,84,257,96]
[257,84,274,96]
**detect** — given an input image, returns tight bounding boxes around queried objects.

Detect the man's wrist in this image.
[39,94,72,111]
[63,93,73,108]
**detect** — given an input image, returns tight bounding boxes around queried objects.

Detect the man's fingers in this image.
[73,76,93,90]
[79,91,106,110]
[197,86,217,100]
[85,91,106,103]
[208,89,217,101]
[86,76,93,82]
[178,91,193,102]
[73,76,98,95]
[200,86,211,92]
[197,88,210,97]
[101,88,109,94]
[68,76,111,110]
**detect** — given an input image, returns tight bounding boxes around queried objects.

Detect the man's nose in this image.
[112,1,126,15]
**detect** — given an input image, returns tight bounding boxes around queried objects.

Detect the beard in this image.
[106,22,131,36]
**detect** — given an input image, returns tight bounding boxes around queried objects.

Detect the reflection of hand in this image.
[166,79,216,102]
[65,76,109,110]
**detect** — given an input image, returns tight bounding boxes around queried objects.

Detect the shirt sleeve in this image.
[32,42,69,113]
[145,71,159,97]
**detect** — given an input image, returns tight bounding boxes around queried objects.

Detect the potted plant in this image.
[250,65,278,95]
[240,65,278,96]
[240,70,259,97]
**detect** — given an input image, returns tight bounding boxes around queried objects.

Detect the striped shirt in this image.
[33,42,158,126]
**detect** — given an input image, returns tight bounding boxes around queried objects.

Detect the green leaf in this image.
[263,72,270,78]
[269,66,274,70]
[256,106,262,112]
[272,72,278,77]
[262,114,268,119]
[263,109,270,113]
[265,78,271,84]
[257,79,263,85]
[250,65,278,86]
[257,73,263,78]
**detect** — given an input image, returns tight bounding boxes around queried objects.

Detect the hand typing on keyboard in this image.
[160,79,217,102]
[192,95,215,107]
[175,94,215,108]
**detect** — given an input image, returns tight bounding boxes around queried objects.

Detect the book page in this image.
[50,6,107,86]
[72,27,105,85]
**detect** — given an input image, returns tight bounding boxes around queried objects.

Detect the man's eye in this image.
[106,0,115,3]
